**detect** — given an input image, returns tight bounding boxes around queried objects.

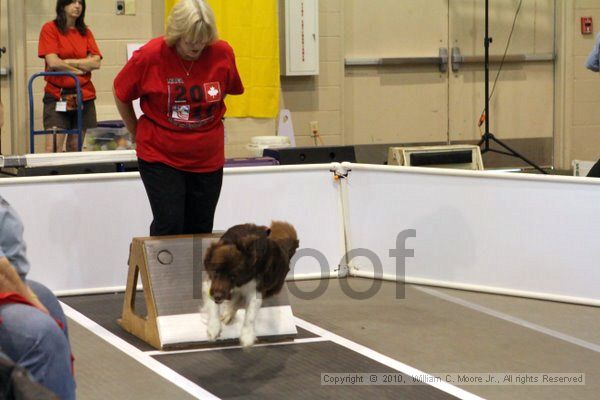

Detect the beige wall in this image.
[0,0,9,152]
[4,0,600,168]
[344,0,556,155]
[565,0,600,166]
[279,0,344,148]
[14,0,344,157]
[227,0,344,157]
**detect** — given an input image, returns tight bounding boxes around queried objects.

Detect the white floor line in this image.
[145,337,329,356]
[294,317,485,400]
[61,302,221,400]
[415,286,600,354]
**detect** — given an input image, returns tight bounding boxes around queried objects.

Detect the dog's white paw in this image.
[220,308,237,325]
[207,319,221,342]
[239,326,256,348]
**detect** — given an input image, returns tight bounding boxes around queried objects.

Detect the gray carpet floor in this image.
[65,278,600,399]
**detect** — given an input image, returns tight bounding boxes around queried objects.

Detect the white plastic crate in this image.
[572,160,596,177]
[388,144,484,171]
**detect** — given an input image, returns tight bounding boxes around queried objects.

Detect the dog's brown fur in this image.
[203,221,299,303]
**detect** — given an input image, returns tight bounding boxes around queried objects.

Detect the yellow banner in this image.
[164,0,178,20]
[165,0,280,118]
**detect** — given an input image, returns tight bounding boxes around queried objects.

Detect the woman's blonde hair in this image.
[165,0,217,47]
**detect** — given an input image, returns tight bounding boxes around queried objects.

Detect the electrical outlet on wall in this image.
[115,0,125,15]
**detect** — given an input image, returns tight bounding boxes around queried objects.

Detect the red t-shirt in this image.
[113,37,244,173]
[38,21,102,101]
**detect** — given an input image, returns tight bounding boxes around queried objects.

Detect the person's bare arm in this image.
[0,257,48,313]
[44,53,84,75]
[113,87,138,142]
[64,54,101,73]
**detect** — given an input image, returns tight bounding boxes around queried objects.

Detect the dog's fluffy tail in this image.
[269,221,299,259]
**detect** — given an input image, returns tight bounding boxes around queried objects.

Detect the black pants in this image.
[138,158,223,236]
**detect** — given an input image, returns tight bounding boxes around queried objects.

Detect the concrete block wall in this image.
[21,0,344,157]
[571,0,600,163]
[25,0,157,152]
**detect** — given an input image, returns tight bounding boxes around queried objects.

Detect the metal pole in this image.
[484,0,491,149]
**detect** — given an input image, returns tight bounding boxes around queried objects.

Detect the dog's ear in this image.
[205,243,242,271]
[203,241,217,266]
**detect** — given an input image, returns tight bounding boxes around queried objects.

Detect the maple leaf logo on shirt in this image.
[208,86,219,98]
[203,82,222,103]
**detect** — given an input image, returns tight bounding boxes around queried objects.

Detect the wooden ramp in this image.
[118,235,298,350]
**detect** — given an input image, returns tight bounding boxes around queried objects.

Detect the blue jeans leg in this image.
[27,279,69,339]
[0,302,75,400]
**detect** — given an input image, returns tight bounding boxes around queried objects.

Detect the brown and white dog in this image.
[202,221,299,347]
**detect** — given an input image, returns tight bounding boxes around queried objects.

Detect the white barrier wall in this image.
[2,162,599,305]
[0,174,149,293]
[342,164,600,306]
[215,166,346,279]
[0,165,345,293]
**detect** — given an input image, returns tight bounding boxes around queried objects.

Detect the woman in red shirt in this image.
[38,0,102,153]
[114,0,244,236]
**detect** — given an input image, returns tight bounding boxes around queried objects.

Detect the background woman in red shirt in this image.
[38,0,102,152]
[113,0,244,236]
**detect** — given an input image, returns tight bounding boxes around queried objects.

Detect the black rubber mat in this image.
[60,292,318,351]
[62,293,463,399]
[154,341,460,400]
[61,292,154,351]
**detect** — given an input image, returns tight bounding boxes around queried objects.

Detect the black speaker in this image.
[263,146,356,165]
[409,150,473,166]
